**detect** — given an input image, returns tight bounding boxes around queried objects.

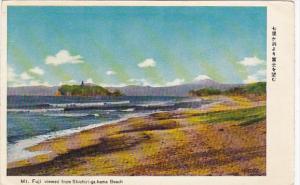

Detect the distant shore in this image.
[7,95,266,176]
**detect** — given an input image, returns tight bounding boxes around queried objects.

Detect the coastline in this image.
[7,95,266,176]
[7,111,153,163]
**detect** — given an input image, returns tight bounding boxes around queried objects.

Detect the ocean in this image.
[7,96,206,162]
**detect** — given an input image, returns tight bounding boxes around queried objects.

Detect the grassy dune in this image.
[7,95,266,176]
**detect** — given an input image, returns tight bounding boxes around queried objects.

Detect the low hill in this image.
[57,85,121,96]
[224,82,266,95]
[189,82,266,97]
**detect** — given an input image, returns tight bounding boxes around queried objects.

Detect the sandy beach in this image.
[7,95,266,176]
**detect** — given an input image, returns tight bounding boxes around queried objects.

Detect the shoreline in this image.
[7,97,211,163]
[7,95,266,176]
[7,111,160,163]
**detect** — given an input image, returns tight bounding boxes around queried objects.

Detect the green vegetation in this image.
[58,85,122,96]
[203,106,265,126]
[189,88,221,96]
[187,106,266,126]
[189,82,266,97]
[225,82,266,96]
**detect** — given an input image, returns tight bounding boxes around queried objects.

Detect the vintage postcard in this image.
[0,1,295,185]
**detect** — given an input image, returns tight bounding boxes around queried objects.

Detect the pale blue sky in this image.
[8,6,266,87]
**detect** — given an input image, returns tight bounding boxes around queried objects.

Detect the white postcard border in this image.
[0,1,295,185]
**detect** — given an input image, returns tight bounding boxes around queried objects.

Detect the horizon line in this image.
[7,80,266,88]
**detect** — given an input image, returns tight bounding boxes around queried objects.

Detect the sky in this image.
[8,6,266,87]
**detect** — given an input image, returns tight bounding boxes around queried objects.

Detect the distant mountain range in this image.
[8,86,59,96]
[108,79,240,96]
[8,79,241,97]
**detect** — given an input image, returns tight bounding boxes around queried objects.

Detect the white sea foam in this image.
[49,100,130,108]
[105,110,117,112]
[122,108,135,112]
[43,113,100,117]
[138,101,175,107]
[8,108,64,113]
